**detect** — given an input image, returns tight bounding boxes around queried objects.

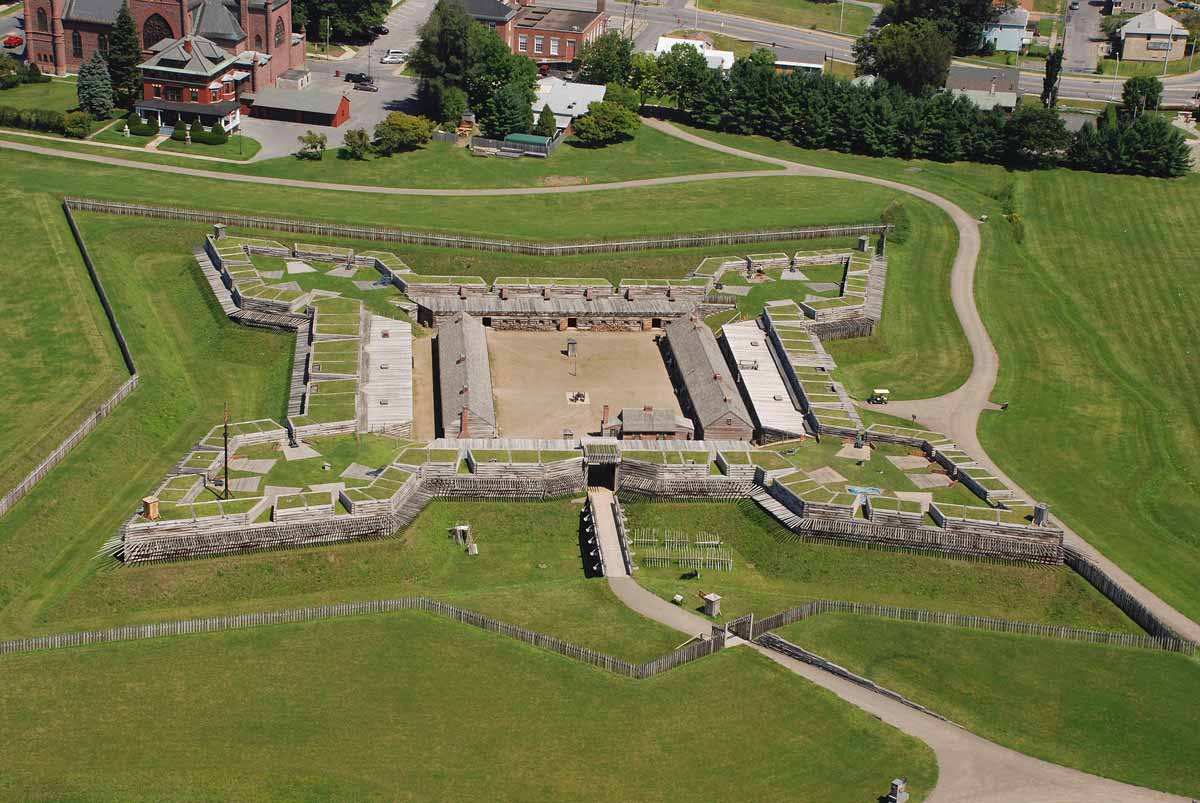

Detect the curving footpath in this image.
[639,119,1200,644]
[608,576,1182,802]
[3,125,1196,798]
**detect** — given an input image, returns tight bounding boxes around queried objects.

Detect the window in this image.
[549,37,559,56]
[165,86,181,102]
[517,34,528,51]
[36,7,48,32]
[189,88,199,102]
[153,83,162,98]
[98,33,108,53]
[71,30,82,59]
[534,35,543,54]
[567,39,575,56]
[142,13,173,49]
[254,34,262,50]
[274,17,285,47]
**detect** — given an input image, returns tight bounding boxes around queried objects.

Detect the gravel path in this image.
[608,575,1183,802]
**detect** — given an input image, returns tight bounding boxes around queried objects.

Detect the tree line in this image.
[591,43,1189,178]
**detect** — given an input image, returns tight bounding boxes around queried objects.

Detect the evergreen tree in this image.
[478,80,533,138]
[534,104,557,138]
[107,2,141,108]
[854,20,953,95]
[411,0,473,117]
[77,52,115,119]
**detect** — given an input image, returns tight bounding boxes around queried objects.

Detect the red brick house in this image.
[136,33,246,130]
[23,0,305,83]
[463,0,607,64]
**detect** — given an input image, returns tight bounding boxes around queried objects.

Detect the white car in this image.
[380,53,405,64]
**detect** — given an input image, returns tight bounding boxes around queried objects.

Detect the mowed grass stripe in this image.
[0,192,126,491]
[0,614,937,801]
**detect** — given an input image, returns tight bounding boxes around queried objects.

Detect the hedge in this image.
[0,105,66,134]
[125,112,159,136]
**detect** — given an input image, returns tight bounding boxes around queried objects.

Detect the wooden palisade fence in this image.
[64,197,890,256]
[732,599,1196,655]
[0,597,727,678]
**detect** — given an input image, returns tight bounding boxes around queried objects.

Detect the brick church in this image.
[23,0,306,86]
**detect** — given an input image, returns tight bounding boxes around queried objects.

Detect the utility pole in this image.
[222,401,230,500]
[1109,52,1120,101]
[839,0,846,35]
[1163,24,1175,78]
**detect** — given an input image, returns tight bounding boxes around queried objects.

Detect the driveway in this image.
[1062,0,1103,73]
[239,74,418,160]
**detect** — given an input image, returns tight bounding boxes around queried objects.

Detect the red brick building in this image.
[463,0,607,64]
[23,0,305,83]
[136,33,246,130]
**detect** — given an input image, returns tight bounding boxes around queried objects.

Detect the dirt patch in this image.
[486,329,683,438]
[540,175,586,187]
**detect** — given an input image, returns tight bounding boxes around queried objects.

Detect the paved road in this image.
[607,575,1181,802]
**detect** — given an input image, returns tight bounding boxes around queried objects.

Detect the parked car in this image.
[1069,1,1080,9]
[380,53,404,64]
[343,71,371,83]
[354,80,379,92]
[369,25,389,36]
[2,34,23,48]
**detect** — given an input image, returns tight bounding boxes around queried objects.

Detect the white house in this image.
[982,7,1031,53]
[654,35,735,70]
[531,77,607,133]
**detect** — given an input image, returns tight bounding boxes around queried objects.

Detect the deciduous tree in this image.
[373,112,435,153]
[657,43,709,111]
[572,100,640,145]
[854,20,953,95]
[341,127,372,159]
[577,31,634,85]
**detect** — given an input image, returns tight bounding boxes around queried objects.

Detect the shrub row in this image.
[124,112,159,137]
[0,105,66,134]
[169,119,228,145]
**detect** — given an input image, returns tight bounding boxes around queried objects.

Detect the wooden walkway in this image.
[587,488,628,578]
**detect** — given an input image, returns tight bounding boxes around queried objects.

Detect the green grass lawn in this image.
[778,613,1200,797]
[0,614,937,801]
[0,78,78,111]
[0,145,904,235]
[697,0,875,36]
[0,192,126,493]
[623,501,1136,630]
[672,125,1200,625]
[1,122,767,187]
[1092,55,1194,77]
[90,118,156,148]
[156,133,261,161]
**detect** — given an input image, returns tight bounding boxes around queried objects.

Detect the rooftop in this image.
[654,36,735,69]
[992,7,1029,26]
[461,0,519,22]
[533,77,607,124]
[1121,9,1187,35]
[616,407,694,434]
[512,5,604,33]
[945,64,1020,94]
[251,86,349,115]
[140,35,236,76]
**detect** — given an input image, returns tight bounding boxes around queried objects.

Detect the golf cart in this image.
[867,388,890,405]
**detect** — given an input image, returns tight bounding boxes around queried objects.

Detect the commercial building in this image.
[1119,9,1187,61]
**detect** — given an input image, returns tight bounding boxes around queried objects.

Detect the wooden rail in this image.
[0,596,726,678]
[735,599,1196,655]
[64,197,890,256]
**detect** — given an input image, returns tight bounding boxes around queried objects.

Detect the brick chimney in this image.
[643,404,653,413]
[183,37,193,54]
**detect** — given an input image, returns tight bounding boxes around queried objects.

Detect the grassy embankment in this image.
[695,0,875,36]
[0,615,938,801]
[779,613,1200,797]
[0,122,769,186]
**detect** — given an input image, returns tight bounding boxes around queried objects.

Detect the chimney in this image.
[183,37,193,54]
[643,404,653,413]
[596,0,606,13]
[460,407,470,438]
